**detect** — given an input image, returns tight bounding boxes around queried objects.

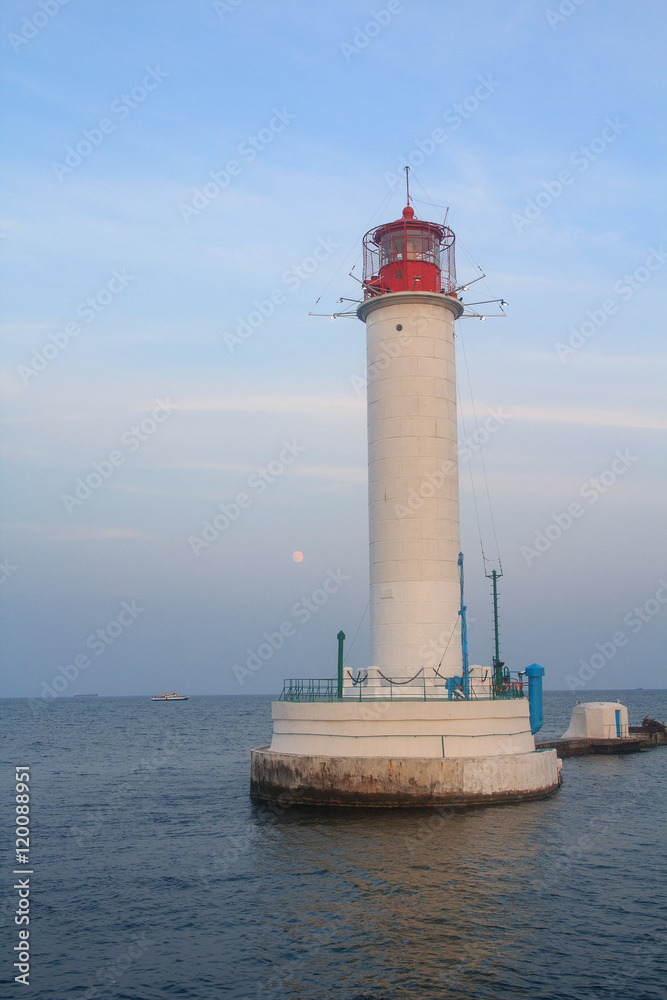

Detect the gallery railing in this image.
[279,671,525,703]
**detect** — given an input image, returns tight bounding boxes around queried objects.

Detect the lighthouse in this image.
[251,191,562,807]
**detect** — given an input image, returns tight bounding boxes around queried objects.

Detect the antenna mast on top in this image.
[405,165,410,206]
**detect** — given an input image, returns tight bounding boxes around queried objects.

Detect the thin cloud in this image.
[296,463,366,483]
[510,405,666,430]
[178,394,365,414]
[54,526,154,541]
[3,522,154,541]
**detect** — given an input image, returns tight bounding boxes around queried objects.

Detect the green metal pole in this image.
[486,567,504,694]
[492,571,500,666]
[337,631,345,699]
[491,570,500,692]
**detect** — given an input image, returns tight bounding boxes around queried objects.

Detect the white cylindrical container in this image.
[357,291,464,679]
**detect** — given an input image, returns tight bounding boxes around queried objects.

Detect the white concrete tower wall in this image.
[358,291,465,679]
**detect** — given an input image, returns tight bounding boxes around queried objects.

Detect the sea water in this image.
[1,690,666,999]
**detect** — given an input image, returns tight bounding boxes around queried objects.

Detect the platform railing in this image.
[492,676,526,700]
[280,678,338,702]
[279,670,525,703]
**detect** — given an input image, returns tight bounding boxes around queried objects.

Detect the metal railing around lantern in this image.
[361,210,457,299]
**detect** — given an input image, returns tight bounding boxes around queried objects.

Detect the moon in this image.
[292,551,304,563]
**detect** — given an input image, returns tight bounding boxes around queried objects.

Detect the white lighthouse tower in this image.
[251,192,561,807]
[361,203,463,685]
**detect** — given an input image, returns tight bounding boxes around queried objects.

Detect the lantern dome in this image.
[361,205,456,298]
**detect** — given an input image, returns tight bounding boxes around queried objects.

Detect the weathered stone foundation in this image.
[251,747,562,808]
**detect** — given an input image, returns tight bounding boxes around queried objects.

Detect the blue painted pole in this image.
[525,663,544,734]
[458,553,469,699]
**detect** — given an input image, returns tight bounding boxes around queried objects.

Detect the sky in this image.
[1,0,666,700]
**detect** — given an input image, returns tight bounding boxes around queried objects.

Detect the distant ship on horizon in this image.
[72,693,99,697]
[151,692,188,702]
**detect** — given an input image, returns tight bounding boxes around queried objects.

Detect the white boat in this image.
[151,691,188,701]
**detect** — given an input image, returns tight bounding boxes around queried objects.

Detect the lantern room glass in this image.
[380,227,441,268]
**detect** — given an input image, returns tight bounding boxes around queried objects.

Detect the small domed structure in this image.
[562,702,629,740]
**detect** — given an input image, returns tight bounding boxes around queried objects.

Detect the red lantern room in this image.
[362,205,456,299]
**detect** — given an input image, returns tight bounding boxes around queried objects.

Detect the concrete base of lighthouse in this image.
[250,700,562,808]
[251,747,561,808]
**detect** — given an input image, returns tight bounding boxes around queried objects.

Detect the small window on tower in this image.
[395,270,403,279]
